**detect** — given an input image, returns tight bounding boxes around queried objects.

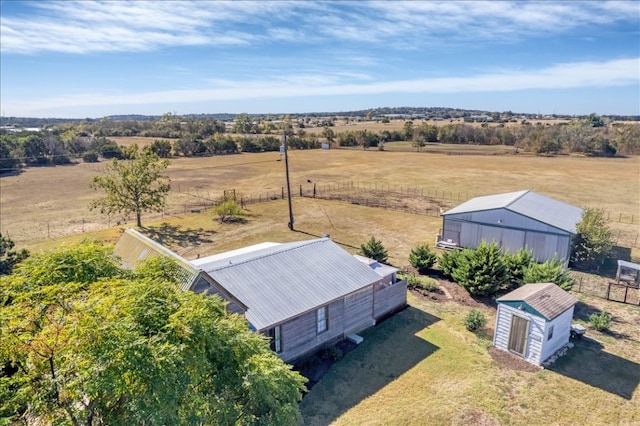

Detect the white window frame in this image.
[268,325,282,353]
[317,306,328,334]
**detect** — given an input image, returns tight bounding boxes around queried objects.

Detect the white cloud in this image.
[6,58,637,115]
[1,1,637,54]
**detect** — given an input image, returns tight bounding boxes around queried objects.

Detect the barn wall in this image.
[540,307,574,363]
[494,303,547,365]
[443,209,572,262]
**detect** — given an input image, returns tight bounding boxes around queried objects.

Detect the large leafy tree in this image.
[451,241,508,296]
[89,146,171,227]
[570,207,614,271]
[0,241,306,425]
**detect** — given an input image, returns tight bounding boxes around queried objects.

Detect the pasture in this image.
[1,145,639,425]
[1,144,638,257]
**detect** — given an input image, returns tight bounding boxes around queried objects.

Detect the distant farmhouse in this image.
[115,229,407,362]
[439,190,583,263]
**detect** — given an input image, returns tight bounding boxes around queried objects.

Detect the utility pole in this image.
[283,133,294,230]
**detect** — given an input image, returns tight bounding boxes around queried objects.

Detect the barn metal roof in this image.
[114,228,201,292]
[497,283,578,321]
[442,190,583,233]
[195,238,382,331]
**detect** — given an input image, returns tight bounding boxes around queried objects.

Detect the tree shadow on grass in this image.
[140,223,215,249]
[300,306,440,425]
[548,338,640,400]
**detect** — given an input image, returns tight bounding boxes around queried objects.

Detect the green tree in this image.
[358,236,388,263]
[0,242,306,425]
[402,121,414,141]
[523,257,573,290]
[503,248,535,288]
[149,139,173,157]
[0,234,29,275]
[233,113,254,134]
[438,249,463,279]
[409,244,437,274]
[451,241,508,296]
[570,207,614,270]
[215,200,245,223]
[89,146,171,227]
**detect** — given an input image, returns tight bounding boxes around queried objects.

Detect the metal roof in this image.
[195,238,382,331]
[443,190,583,234]
[497,283,578,321]
[353,254,399,277]
[114,228,201,291]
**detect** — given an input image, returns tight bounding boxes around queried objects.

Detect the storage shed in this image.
[440,190,583,263]
[493,283,578,366]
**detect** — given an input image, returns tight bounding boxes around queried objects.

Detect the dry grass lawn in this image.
[2,148,638,255]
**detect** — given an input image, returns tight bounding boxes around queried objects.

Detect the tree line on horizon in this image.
[1,112,639,173]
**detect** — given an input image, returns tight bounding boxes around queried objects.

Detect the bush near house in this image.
[358,236,388,263]
[589,310,612,331]
[464,309,487,331]
[409,243,437,274]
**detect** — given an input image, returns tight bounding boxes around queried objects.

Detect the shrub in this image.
[503,248,535,288]
[438,249,463,278]
[589,311,612,331]
[571,207,614,271]
[215,200,244,223]
[358,236,388,263]
[82,151,99,162]
[149,139,173,158]
[409,244,437,274]
[406,274,439,292]
[451,242,508,296]
[523,257,573,290]
[464,309,487,331]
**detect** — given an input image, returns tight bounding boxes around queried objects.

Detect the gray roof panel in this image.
[497,282,578,320]
[443,190,583,233]
[197,238,381,331]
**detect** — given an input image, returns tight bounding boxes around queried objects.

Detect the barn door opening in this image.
[508,315,529,357]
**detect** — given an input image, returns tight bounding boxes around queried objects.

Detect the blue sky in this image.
[1,0,639,118]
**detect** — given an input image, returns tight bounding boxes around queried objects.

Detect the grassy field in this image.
[2,147,638,255]
[299,293,640,426]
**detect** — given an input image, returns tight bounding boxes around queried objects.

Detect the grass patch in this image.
[300,294,640,425]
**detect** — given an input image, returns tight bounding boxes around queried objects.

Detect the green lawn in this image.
[300,294,640,426]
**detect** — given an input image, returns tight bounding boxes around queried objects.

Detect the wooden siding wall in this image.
[493,304,547,365]
[374,279,407,319]
[540,307,574,363]
[343,287,375,335]
[277,287,377,362]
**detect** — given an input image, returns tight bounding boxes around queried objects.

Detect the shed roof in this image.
[114,228,200,291]
[443,190,583,234]
[497,283,578,321]
[195,238,382,331]
[353,254,399,278]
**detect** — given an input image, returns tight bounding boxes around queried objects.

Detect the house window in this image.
[547,324,554,341]
[317,306,328,334]
[268,326,282,353]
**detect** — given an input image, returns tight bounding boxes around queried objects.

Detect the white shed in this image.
[493,283,578,366]
[440,190,583,263]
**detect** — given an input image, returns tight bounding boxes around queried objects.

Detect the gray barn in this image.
[440,190,583,263]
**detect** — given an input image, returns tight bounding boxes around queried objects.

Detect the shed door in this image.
[508,315,529,356]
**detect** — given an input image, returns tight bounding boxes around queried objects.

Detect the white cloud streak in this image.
[7,58,637,114]
[1,1,638,54]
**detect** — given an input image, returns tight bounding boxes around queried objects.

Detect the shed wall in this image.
[540,307,574,362]
[493,304,547,365]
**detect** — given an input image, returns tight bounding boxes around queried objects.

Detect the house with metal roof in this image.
[493,283,578,365]
[115,229,407,362]
[439,190,583,263]
[192,238,407,362]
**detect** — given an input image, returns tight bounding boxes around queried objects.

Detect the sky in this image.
[1,0,639,118]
